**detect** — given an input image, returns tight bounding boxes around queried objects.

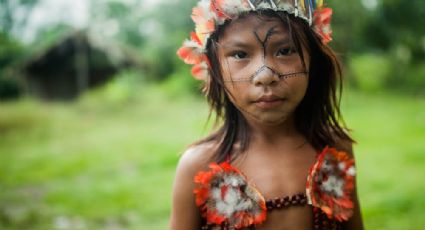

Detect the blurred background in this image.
[0,0,424,229]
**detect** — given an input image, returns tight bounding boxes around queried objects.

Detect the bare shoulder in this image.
[331,129,354,156]
[169,141,217,230]
[177,142,217,174]
[335,138,353,155]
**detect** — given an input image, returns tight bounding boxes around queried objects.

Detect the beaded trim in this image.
[265,192,307,211]
[313,207,341,230]
[201,192,341,230]
[201,193,308,229]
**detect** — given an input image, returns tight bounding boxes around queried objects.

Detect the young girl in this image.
[171,0,364,229]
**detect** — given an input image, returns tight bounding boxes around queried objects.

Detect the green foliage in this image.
[139,0,197,82]
[0,77,20,100]
[79,69,145,108]
[89,0,147,47]
[334,0,425,93]
[348,48,425,94]
[0,32,23,100]
[349,53,391,92]
[405,64,425,94]
[161,64,203,97]
[328,0,372,53]
[0,33,22,67]
[0,0,39,35]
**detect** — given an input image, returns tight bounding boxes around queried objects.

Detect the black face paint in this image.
[227,70,308,82]
[254,26,278,60]
[224,25,308,83]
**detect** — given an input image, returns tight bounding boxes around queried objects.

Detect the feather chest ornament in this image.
[177,0,334,80]
[194,162,267,228]
[306,146,356,221]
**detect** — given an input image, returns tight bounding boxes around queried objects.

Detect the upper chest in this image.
[232,143,317,199]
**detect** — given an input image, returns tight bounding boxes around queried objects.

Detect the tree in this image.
[0,0,39,37]
[0,32,23,99]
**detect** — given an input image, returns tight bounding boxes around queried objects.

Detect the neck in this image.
[245,114,304,146]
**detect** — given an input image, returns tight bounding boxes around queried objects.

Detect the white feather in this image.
[235,199,253,211]
[216,200,234,217]
[224,187,240,205]
[338,162,346,171]
[223,174,244,187]
[220,0,250,16]
[347,166,356,176]
[183,39,203,50]
[320,175,344,198]
[198,0,215,20]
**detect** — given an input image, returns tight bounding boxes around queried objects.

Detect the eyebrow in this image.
[219,41,254,49]
[268,37,292,47]
[220,37,292,49]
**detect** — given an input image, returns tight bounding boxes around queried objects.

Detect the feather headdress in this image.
[177,0,334,80]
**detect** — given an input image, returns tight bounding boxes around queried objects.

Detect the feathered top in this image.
[193,146,356,229]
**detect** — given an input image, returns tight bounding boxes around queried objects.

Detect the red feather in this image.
[176,41,204,65]
[313,7,333,44]
[191,62,209,80]
[190,32,202,46]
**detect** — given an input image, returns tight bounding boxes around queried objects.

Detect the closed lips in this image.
[255,95,284,102]
[254,95,285,108]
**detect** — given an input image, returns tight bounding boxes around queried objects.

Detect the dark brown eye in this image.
[232,51,248,59]
[276,47,295,56]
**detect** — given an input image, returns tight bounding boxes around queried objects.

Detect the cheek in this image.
[220,59,251,81]
[289,76,309,102]
[224,84,251,105]
[279,74,308,104]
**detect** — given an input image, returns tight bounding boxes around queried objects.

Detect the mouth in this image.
[254,95,285,109]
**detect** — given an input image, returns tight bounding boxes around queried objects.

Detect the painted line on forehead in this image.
[253,26,279,57]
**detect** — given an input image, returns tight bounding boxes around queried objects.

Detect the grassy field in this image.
[0,83,424,229]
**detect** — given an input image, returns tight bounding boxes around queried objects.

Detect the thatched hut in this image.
[20,30,143,100]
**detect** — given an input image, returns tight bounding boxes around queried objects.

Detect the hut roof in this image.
[21,29,146,71]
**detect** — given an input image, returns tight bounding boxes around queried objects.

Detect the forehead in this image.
[219,13,288,42]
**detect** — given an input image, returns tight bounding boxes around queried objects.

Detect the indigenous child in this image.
[171,0,364,229]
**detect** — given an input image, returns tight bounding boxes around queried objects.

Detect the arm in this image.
[337,140,365,230]
[169,146,211,230]
[344,184,364,230]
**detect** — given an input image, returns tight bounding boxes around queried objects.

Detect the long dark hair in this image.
[194,10,354,163]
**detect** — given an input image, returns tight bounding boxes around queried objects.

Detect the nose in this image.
[252,66,279,86]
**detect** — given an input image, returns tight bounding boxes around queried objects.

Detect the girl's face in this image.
[217,14,310,126]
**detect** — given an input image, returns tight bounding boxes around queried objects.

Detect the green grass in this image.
[0,84,210,229]
[0,83,424,229]
[342,89,425,229]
